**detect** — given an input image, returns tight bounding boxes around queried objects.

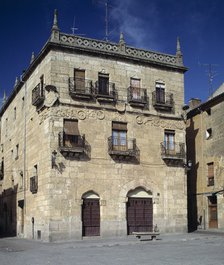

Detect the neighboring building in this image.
[187,95,224,231]
[0,10,188,241]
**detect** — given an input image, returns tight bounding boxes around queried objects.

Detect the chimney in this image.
[189,98,201,109]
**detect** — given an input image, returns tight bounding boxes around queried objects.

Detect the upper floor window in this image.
[112,122,127,151]
[64,119,80,147]
[5,118,8,137]
[207,162,214,186]
[130,78,141,100]
[14,107,16,120]
[15,144,19,160]
[164,130,175,152]
[155,81,165,104]
[22,96,25,109]
[40,75,44,90]
[74,69,85,91]
[0,158,4,180]
[98,73,109,95]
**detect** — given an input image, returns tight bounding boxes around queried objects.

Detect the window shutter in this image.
[131,78,140,88]
[112,122,127,131]
[208,163,214,177]
[64,120,79,135]
[74,69,85,79]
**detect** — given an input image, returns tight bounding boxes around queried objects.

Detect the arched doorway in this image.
[126,187,153,234]
[82,191,100,236]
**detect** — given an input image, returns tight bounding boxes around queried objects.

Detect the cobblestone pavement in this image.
[0,231,223,265]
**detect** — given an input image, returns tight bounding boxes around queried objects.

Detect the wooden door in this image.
[208,196,218,228]
[127,198,153,234]
[82,199,100,236]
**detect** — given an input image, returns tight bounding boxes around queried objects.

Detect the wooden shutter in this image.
[112,122,127,131]
[64,120,79,135]
[208,163,214,177]
[74,69,85,79]
[131,78,140,88]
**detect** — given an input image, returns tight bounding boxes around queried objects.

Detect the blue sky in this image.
[1,0,224,104]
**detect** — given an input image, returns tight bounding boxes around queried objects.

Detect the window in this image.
[30,165,38,194]
[0,158,4,180]
[112,122,127,151]
[74,69,85,91]
[206,128,212,139]
[164,130,175,152]
[22,96,24,109]
[155,81,165,104]
[5,118,8,137]
[64,119,80,147]
[130,78,141,100]
[98,73,109,95]
[20,171,23,189]
[14,107,16,120]
[11,149,14,160]
[207,162,214,186]
[40,75,44,91]
[15,144,19,160]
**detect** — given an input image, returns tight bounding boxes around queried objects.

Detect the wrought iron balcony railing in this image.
[108,136,138,157]
[161,142,185,160]
[152,91,173,110]
[95,81,117,101]
[32,83,45,106]
[58,132,86,154]
[127,86,148,107]
[69,77,94,98]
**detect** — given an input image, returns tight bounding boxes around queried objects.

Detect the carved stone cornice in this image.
[50,33,187,71]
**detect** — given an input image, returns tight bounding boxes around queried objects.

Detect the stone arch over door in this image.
[81,191,100,236]
[126,187,153,234]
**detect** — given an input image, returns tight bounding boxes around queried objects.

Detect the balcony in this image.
[161,142,185,164]
[152,91,173,111]
[108,136,139,159]
[32,83,45,106]
[69,77,94,100]
[127,87,148,108]
[95,81,117,102]
[59,132,86,157]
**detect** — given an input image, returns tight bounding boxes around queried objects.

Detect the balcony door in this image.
[112,122,127,151]
[156,82,165,104]
[131,78,141,100]
[164,130,175,154]
[74,69,85,92]
[98,73,109,95]
[64,119,79,147]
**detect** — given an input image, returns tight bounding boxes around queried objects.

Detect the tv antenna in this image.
[71,16,85,36]
[198,62,218,98]
[93,0,113,41]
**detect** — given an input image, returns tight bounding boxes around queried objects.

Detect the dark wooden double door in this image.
[82,199,100,236]
[127,198,153,234]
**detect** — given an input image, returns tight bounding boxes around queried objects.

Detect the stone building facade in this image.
[0,10,188,241]
[187,95,224,231]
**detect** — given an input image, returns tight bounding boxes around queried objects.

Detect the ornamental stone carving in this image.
[136,115,185,130]
[39,108,105,123]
